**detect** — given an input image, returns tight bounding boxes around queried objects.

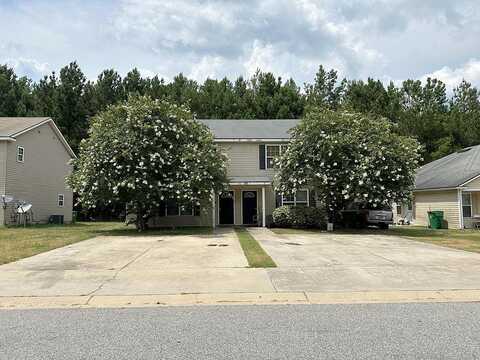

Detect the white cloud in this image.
[243,40,320,81]
[3,58,50,79]
[421,59,480,90]
[1,0,480,88]
[188,56,228,82]
[113,0,240,49]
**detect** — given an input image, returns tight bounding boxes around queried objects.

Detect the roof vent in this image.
[457,147,472,154]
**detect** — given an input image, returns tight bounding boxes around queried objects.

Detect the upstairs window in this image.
[58,194,64,207]
[17,146,24,162]
[265,145,288,169]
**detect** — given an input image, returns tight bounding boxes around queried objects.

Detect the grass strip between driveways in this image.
[234,227,276,268]
[0,222,212,265]
[271,226,480,254]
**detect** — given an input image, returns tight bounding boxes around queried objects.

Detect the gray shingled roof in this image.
[0,117,50,137]
[415,144,480,190]
[199,119,300,139]
[0,117,76,158]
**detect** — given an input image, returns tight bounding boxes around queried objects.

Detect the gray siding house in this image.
[149,119,314,228]
[0,117,75,225]
[395,144,480,229]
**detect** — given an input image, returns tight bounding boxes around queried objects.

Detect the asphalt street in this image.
[2,303,480,359]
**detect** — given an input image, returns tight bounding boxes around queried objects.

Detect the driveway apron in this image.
[0,228,274,296]
[248,228,480,292]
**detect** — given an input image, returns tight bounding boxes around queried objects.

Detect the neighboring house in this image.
[149,119,317,228]
[0,117,75,225]
[399,145,480,229]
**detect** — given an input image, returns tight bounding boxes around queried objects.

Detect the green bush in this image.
[272,206,327,228]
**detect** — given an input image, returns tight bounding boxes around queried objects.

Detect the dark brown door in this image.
[242,191,257,225]
[219,191,234,225]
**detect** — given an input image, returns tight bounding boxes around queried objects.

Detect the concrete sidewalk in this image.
[2,289,480,309]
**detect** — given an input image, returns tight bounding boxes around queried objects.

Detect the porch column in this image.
[458,188,464,229]
[211,190,216,229]
[262,186,266,227]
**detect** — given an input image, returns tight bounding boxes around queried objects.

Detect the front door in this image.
[219,191,234,225]
[242,191,257,225]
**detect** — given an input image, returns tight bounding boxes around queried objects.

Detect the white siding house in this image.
[409,145,480,229]
[0,117,75,225]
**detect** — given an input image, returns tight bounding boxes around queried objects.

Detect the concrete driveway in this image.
[249,228,480,292]
[2,227,480,304]
[0,229,274,297]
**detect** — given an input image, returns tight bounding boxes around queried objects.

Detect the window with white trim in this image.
[162,200,200,216]
[17,146,24,162]
[282,189,309,206]
[265,145,288,169]
[58,194,64,207]
[266,145,280,169]
[462,193,472,218]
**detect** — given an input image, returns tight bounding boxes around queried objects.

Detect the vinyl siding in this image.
[464,176,480,189]
[0,142,7,225]
[413,190,460,229]
[473,193,480,215]
[4,122,73,224]
[219,142,278,180]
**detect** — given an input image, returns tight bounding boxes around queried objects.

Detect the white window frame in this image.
[462,192,473,218]
[163,200,198,216]
[17,146,25,163]
[281,189,309,206]
[58,194,65,207]
[265,144,288,169]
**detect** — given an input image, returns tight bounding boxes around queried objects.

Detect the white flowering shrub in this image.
[274,108,421,222]
[68,96,228,230]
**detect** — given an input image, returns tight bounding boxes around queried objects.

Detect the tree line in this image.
[1,61,479,163]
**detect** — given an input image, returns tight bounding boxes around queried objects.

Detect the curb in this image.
[1,290,480,309]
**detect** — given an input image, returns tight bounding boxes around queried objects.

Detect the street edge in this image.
[1,290,480,309]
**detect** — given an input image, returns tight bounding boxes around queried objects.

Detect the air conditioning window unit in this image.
[49,215,64,224]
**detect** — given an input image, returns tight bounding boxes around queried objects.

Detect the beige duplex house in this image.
[149,119,315,228]
[0,117,75,225]
[404,145,480,229]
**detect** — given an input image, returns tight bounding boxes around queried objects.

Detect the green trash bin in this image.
[428,211,444,229]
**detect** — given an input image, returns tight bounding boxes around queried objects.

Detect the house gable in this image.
[4,121,73,224]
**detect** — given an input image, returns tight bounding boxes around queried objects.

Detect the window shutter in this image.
[275,192,282,208]
[158,201,166,217]
[259,144,266,169]
[309,190,315,207]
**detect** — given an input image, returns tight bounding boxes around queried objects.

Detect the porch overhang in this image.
[228,177,272,186]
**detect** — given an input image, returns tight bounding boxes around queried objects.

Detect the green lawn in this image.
[234,227,276,268]
[271,226,480,253]
[0,222,212,265]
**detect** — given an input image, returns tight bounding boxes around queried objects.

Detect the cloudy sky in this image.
[1,0,480,89]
